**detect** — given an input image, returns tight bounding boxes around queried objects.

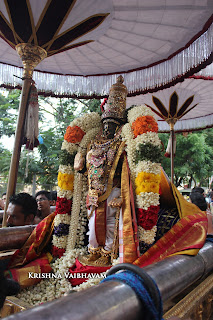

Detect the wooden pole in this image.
[2,44,47,227]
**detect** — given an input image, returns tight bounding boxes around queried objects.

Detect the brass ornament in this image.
[167,118,177,130]
[15,43,47,79]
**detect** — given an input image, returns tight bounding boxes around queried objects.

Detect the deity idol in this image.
[5,77,208,303]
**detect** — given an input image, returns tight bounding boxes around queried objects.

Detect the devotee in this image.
[191,187,205,195]
[35,190,52,223]
[6,193,37,227]
[189,191,207,212]
[0,192,6,210]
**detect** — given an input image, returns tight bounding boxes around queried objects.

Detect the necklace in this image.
[87,130,123,207]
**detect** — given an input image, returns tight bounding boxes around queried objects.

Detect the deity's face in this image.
[103,119,120,139]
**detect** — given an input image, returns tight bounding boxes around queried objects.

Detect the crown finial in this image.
[101,76,127,123]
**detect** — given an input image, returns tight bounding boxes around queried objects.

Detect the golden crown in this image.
[101,75,127,123]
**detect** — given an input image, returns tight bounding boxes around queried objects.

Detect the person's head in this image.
[189,192,207,211]
[7,193,37,227]
[35,190,51,217]
[2,193,6,202]
[191,187,205,196]
[50,191,57,206]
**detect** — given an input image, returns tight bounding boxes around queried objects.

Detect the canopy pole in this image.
[167,119,176,185]
[2,44,47,227]
[170,124,174,184]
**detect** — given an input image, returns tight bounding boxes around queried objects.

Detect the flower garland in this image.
[123,105,162,251]
[16,112,102,306]
[52,112,101,258]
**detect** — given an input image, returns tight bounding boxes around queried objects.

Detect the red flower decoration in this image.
[51,246,65,258]
[64,125,85,143]
[137,205,159,230]
[55,197,72,215]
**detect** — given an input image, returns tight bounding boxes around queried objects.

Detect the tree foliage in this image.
[0,90,20,137]
[159,129,213,187]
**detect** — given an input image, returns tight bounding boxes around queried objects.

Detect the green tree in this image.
[33,97,101,187]
[0,90,21,137]
[159,128,213,187]
[0,143,12,178]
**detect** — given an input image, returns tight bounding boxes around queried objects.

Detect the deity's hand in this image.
[108,197,123,208]
[74,152,85,171]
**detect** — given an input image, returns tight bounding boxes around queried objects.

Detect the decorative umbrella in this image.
[126,63,213,182]
[0,1,212,96]
[0,0,212,226]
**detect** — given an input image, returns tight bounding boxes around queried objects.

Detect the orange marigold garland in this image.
[64,125,85,143]
[132,115,158,137]
[125,105,162,253]
[52,115,100,258]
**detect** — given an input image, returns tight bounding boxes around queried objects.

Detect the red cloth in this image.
[68,258,111,286]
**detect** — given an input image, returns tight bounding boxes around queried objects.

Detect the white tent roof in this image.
[0,0,212,97]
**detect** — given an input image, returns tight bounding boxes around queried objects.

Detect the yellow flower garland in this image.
[58,172,74,191]
[135,171,160,195]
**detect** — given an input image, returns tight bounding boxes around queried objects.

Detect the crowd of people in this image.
[0,190,57,227]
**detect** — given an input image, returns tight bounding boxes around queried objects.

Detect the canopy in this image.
[0,0,212,97]
[126,63,213,132]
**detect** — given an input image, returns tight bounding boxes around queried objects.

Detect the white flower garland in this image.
[75,174,89,248]
[66,172,83,250]
[58,164,74,175]
[70,112,101,133]
[138,226,157,244]
[121,123,136,176]
[52,113,101,265]
[25,113,102,306]
[128,105,156,125]
[135,161,161,176]
[52,235,68,249]
[135,193,160,210]
[56,187,73,200]
[125,105,161,245]
[61,141,78,154]
[16,248,87,306]
[134,132,162,148]
[54,214,71,226]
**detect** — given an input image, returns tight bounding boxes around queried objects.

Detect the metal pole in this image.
[168,120,176,185]
[170,127,174,184]
[2,44,47,227]
[3,242,213,320]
